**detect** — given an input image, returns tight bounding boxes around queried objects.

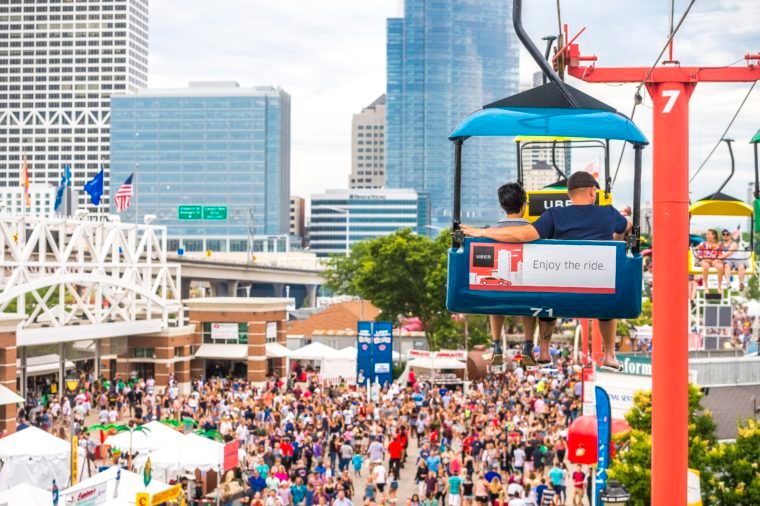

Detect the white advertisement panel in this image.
[211,322,238,341]
[469,242,617,293]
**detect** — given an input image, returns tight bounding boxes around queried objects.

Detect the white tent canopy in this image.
[139,433,226,477]
[61,466,172,506]
[104,420,186,455]
[407,357,466,370]
[0,385,23,405]
[289,342,337,361]
[0,483,51,506]
[0,426,89,490]
[265,342,292,358]
[290,342,357,383]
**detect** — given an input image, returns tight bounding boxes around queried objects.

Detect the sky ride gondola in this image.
[688,138,756,277]
[445,0,648,321]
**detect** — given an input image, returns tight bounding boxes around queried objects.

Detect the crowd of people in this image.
[15,348,593,506]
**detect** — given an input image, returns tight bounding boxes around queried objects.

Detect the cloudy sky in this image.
[149,0,759,207]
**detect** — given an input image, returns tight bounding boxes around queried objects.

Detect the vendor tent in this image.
[139,433,226,478]
[407,357,466,370]
[0,482,51,506]
[0,426,89,490]
[323,347,357,383]
[61,466,174,506]
[289,342,337,362]
[0,385,23,405]
[104,420,185,455]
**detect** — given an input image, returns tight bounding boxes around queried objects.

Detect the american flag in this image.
[114,174,134,212]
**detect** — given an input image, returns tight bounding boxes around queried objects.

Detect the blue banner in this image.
[357,321,373,385]
[371,321,394,385]
[595,386,612,505]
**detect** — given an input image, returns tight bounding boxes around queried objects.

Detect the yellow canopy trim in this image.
[514,135,591,143]
[689,199,753,217]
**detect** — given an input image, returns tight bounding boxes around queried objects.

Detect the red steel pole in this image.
[580,318,589,365]
[647,80,694,506]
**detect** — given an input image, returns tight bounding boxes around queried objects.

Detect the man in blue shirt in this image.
[462,172,631,371]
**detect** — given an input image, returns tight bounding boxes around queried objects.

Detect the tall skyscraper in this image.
[350,95,386,189]
[386,0,519,225]
[110,82,291,253]
[0,0,149,212]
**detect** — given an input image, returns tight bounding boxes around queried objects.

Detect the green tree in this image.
[705,419,760,504]
[323,229,458,349]
[609,384,717,506]
[747,272,760,300]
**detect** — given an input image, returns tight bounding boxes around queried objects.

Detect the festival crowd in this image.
[16,349,593,506]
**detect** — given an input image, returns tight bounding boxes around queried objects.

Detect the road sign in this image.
[178,205,202,220]
[203,206,227,220]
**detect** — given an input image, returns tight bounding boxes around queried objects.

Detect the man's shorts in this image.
[726,258,747,270]
[449,494,461,506]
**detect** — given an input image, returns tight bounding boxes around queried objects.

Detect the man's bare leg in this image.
[489,315,505,366]
[599,319,619,368]
[536,318,556,363]
[521,317,538,368]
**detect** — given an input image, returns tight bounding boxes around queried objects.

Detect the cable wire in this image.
[689,81,757,183]
[611,0,696,187]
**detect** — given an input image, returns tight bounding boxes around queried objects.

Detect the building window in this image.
[133,347,154,359]
[174,347,183,357]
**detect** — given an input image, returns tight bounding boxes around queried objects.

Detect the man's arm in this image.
[460,224,540,243]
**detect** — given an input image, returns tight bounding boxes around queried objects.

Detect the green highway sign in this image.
[203,206,228,220]
[178,205,202,220]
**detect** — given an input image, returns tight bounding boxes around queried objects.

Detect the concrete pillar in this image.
[0,315,22,434]
[19,346,27,399]
[271,283,285,298]
[306,285,319,308]
[181,281,191,300]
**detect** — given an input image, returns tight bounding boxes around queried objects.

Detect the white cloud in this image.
[148,0,759,205]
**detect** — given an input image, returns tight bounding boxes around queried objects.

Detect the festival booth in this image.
[0,483,51,506]
[401,351,467,384]
[323,347,358,383]
[0,426,89,490]
[61,466,177,506]
[104,421,186,457]
[137,433,230,479]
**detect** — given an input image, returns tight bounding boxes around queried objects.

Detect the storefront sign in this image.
[408,349,467,361]
[67,481,106,506]
[223,440,240,472]
[151,484,183,505]
[211,323,238,341]
[468,242,617,294]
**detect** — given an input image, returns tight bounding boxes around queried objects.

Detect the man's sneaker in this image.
[521,342,538,369]
[491,339,504,367]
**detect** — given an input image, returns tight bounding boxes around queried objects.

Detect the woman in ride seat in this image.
[695,229,724,291]
[719,228,747,290]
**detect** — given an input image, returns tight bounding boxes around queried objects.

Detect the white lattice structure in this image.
[0,214,182,346]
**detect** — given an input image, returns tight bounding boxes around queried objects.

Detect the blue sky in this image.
[148,0,759,206]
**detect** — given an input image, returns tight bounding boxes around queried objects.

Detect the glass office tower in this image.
[110,82,290,252]
[386,0,519,226]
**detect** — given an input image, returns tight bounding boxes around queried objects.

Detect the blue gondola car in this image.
[445,4,648,320]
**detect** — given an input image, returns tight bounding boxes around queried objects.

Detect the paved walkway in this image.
[351,437,421,504]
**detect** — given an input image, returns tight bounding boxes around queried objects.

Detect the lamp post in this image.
[322,205,350,256]
[599,480,631,504]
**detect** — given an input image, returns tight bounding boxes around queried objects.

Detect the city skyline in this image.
[147,0,758,209]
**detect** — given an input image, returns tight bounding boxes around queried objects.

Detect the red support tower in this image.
[563,36,760,505]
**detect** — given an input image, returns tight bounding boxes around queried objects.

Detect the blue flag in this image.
[84,167,104,206]
[53,165,72,211]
